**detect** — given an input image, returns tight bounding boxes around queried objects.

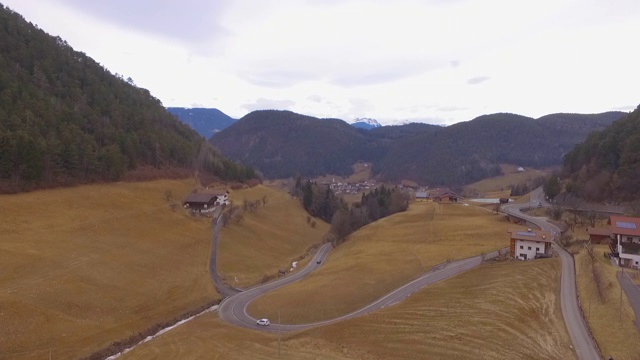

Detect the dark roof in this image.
[183,193,218,204]
[587,226,611,237]
[609,215,640,236]
[429,188,458,198]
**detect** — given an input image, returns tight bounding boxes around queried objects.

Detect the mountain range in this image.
[210,110,625,186]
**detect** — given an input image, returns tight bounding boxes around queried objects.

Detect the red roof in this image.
[508,228,553,243]
[608,215,640,236]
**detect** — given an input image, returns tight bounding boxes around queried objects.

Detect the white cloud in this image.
[4,0,640,125]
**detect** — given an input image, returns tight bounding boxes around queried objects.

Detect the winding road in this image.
[212,189,602,359]
[218,246,504,332]
[503,188,601,360]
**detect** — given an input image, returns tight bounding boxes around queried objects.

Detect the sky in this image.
[3,0,640,125]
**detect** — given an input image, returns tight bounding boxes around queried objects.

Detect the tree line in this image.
[291,178,410,246]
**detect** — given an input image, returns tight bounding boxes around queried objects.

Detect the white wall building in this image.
[508,228,553,260]
[610,215,640,269]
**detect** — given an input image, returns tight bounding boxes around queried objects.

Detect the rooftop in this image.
[508,228,553,243]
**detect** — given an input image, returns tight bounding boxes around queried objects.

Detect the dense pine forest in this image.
[212,109,623,186]
[563,105,640,202]
[0,5,255,192]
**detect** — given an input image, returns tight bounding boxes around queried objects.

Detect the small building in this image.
[183,192,219,211]
[429,188,458,202]
[609,215,640,269]
[508,228,553,260]
[415,191,428,201]
[587,226,611,244]
[215,191,229,206]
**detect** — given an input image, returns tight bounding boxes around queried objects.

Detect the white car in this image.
[256,318,270,326]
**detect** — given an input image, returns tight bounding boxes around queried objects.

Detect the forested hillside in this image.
[210,110,388,179]
[0,5,255,192]
[376,112,624,186]
[166,107,236,138]
[212,109,622,186]
[563,105,640,202]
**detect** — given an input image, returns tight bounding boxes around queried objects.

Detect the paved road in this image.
[219,244,504,332]
[208,209,241,297]
[503,188,601,360]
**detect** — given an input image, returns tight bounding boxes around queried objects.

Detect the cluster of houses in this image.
[182,191,229,213]
[507,214,640,268]
[321,179,377,195]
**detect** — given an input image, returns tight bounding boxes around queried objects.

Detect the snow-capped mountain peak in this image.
[350,118,381,129]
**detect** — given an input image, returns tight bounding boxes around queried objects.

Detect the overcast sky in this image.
[4,0,639,125]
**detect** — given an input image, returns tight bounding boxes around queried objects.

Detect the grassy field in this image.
[0,179,217,359]
[122,258,573,360]
[247,201,514,324]
[464,164,550,195]
[574,244,640,360]
[218,185,330,288]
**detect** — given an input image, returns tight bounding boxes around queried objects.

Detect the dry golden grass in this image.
[122,259,573,360]
[218,185,330,288]
[248,202,511,323]
[575,245,640,360]
[465,164,550,195]
[0,179,217,359]
[483,189,512,199]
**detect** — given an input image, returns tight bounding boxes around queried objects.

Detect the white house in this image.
[610,215,640,269]
[508,228,553,260]
[214,191,229,206]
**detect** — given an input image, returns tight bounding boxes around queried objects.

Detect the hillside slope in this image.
[210,110,388,179]
[167,107,236,138]
[563,105,640,201]
[0,5,255,192]
[374,112,624,186]
[212,109,621,186]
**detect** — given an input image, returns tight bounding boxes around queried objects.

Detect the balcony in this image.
[620,242,640,256]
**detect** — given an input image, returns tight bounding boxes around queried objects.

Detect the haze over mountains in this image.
[0,2,634,193]
[211,110,625,186]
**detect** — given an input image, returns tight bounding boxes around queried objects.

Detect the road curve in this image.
[219,244,504,332]
[209,211,241,297]
[503,188,601,360]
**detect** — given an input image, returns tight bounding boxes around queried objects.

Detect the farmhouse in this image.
[508,228,553,260]
[609,215,640,269]
[429,188,458,202]
[415,191,428,201]
[183,192,224,211]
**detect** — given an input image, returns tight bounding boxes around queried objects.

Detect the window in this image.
[628,237,633,242]
[536,247,540,252]
[527,246,532,250]
[519,245,523,249]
